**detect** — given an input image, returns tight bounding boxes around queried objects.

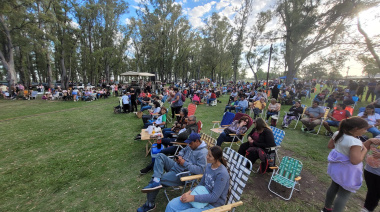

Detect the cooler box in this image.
[151,143,165,162]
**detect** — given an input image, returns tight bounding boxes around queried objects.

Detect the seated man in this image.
[301,101,325,133]
[140,115,198,174]
[224,96,238,112]
[313,90,327,105]
[323,103,351,137]
[233,95,248,113]
[251,97,266,119]
[137,132,208,212]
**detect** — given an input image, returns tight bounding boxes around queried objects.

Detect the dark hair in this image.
[210,146,227,167]
[160,106,167,115]
[364,104,375,117]
[153,101,160,108]
[181,108,188,117]
[174,88,179,92]
[254,117,269,131]
[334,117,368,143]
[338,103,346,109]
[313,100,319,105]
[238,116,249,124]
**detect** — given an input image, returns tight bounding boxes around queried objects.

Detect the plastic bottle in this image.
[157,139,162,149]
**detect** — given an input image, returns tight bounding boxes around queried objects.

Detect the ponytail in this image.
[210,146,226,167]
[334,117,368,143]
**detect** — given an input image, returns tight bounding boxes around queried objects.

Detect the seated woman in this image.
[206,90,217,106]
[162,108,188,138]
[238,118,275,170]
[165,146,229,212]
[357,105,380,137]
[281,100,304,128]
[266,98,281,121]
[142,101,161,124]
[143,106,167,129]
[216,116,249,146]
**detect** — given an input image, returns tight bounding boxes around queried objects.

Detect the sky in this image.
[122,0,380,78]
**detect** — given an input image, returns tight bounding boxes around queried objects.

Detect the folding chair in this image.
[292,105,307,129]
[268,156,303,200]
[182,147,253,212]
[30,91,38,100]
[210,112,235,136]
[352,96,359,109]
[225,114,254,148]
[315,107,330,135]
[210,99,217,106]
[269,126,285,163]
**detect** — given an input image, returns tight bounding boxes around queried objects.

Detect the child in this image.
[322,117,368,212]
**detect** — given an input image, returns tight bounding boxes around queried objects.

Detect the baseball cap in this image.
[184,132,200,143]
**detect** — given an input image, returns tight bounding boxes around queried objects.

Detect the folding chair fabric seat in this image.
[268,156,303,201]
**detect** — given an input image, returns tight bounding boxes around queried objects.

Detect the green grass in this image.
[0,89,370,211]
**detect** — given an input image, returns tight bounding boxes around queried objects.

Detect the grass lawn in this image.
[0,89,371,212]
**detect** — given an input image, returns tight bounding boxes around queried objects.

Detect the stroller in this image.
[114,97,123,114]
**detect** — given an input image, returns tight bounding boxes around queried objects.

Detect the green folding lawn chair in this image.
[268,156,303,201]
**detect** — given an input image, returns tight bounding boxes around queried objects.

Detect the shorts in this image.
[72,91,77,95]
[326,120,340,126]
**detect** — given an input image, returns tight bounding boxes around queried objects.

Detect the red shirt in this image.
[211,93,216,99]
[332,109,350,121]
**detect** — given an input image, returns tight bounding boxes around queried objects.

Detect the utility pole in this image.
[266,44,273,89]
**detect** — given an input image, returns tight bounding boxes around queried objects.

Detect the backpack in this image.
[181,94,186,102]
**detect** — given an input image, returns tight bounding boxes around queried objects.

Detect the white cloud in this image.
[125,18,131,25]
[188,2,215,18]
[216,0,230,10]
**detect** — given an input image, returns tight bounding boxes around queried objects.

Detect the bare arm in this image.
[327,138,335,149]
[349,145,367,165]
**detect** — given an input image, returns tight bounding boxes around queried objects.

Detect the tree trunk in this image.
[357,17,380,70]
[0,15,17,87]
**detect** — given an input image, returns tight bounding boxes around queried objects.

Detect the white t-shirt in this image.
[357,112,380,125]
[332,131,363,156]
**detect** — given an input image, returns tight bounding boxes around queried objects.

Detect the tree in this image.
[231,0,252,83]
[276,0,376,84]
[357,16,380,70]
[358,55,380,77]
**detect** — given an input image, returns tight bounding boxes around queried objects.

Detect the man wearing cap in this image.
[137,132,208,212]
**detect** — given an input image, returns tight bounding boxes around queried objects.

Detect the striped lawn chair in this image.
[268,156,303,200]
[269,126,285,163]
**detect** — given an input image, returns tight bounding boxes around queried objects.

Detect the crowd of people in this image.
[2,78,380,212]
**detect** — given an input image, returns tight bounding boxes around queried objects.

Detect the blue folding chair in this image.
[212,112,235,128]
[269,126,285,163]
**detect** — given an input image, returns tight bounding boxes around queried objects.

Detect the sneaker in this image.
[326,132,333,137]
[140,166,152,175]
[301,128,308,132]
[137,203,156,212]
[141,181,162,193]
[283,124,288,128]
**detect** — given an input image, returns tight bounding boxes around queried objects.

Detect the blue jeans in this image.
[207,98,216,104]
[165,196,215,212]
[367,127,380,137]
[162,128,175,138]
[146,154,184,205]
[216,132,234,146]
[141,105,152,112]
[236,106,247,113]
[224,106,232,112]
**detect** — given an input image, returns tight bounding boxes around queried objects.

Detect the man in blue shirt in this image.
[234,95,248,113]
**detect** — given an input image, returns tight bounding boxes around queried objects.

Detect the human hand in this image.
[248,137,253,144]
[372,138,380,145]
[176,156,185,166]
[180,192,194,203]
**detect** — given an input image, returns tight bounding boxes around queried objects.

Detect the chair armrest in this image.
[212,121,221,123]
[269,166,279,170]
[180,174,203,182]
[171,142,187,146]
[221,125,230,127]
[175,114,180,116]
[230,134,245,136]
[202,201,243,212]
[295,176,302,181]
